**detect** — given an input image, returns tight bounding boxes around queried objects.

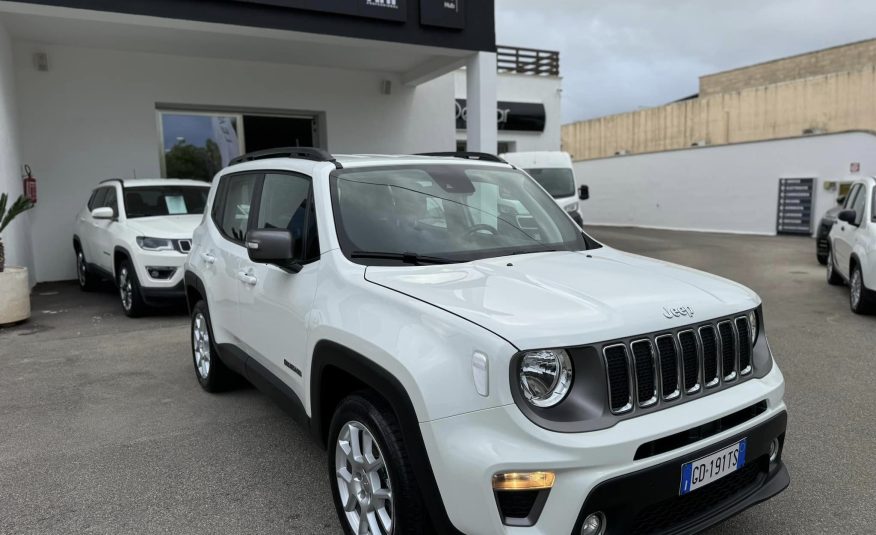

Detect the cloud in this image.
[496,0,876,123]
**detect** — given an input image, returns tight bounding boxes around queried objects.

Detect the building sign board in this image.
[776,178,814,235]
[234,0,407,22]
[420,0,465,28]
[455,99,545,132]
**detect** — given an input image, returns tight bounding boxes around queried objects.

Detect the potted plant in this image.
[0,193,34,325]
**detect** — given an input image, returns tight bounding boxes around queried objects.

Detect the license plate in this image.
[679,439,746,495]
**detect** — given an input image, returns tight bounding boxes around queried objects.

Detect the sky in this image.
[495,0,876,124]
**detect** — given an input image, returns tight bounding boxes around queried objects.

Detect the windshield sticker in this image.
[165,195,187,214]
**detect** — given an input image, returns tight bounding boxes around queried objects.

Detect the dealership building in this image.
[0,0,567,284]
[563,38,876,237]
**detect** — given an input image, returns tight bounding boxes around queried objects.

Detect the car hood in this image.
[124,215,203,239]
[364,248,760,350]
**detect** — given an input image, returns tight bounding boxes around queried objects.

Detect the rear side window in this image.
[217,174,258,243]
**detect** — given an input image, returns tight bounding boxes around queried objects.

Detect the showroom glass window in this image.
[256,173,314,260]
[160,112,243,182]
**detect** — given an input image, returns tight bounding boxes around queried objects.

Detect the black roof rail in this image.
[417,151,508,163]
[229,147,341,168]
[99,178,124,184]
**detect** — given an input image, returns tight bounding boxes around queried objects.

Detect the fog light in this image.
[769,438,780,463]
[492,471,555,491]
[580,511,606,535]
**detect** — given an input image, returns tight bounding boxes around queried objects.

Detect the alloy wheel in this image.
[119,267,133,311]
[851,268,862,308]
[192,312,211,379]
[335,421,394,535]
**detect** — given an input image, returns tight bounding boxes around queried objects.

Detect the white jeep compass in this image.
[74,178,211,316]
[184,148,789,535]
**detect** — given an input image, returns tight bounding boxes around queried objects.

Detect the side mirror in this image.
[837,209,857,224]
[578,184,590,200]
[91,207,115,220]
[245,229,302,272]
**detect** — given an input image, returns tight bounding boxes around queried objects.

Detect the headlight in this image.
[136,237,174,251]
[519,349,573,408]
[564,202,579,213]
[747,309,758,344]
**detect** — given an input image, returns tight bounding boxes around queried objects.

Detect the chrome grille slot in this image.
[603,344,633,414]
[678,330,701,394]
[698,325,720,388]
[735,317,753,375]
[631,340,658,407]
[718,321,737,381]
[655,335,680,401]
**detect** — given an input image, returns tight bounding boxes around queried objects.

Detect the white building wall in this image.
[573,132,876,236]
[455,70,561,152]
[13,43,455,282]
[0,22,31,275]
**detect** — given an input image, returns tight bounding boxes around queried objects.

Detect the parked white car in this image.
[73,178,211,317]
[185,149,788,535]
[500,151,588,227]
[827,175,876,314]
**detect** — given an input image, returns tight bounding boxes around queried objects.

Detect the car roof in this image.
[100,178,211,188]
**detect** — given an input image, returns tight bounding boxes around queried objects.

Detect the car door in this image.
[236,171,320,399]
[197,172,261,346]
[93,185,120,272]
[833,183,862,278]
[79,186,107,265]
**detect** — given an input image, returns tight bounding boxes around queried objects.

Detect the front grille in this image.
[599,314,755,417]
[631,340,657,407]
[718,321,737,381]
[678,330,700,394]
[655,335,680,401]
[603,345,632,413]
[629,458,765,534]
[736,317,752,375]
[699,325,720,388]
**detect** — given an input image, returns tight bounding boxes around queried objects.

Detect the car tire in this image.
[328,392,432,535]
[849,264,876,315]
[826,249,843,286]
[117,259,148,317]
[74,246,100,292]
[191,300,233,392]
[816,253,828,266]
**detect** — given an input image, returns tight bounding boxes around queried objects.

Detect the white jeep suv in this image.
[184,148,788,535]
[74,178,211,316]
[827,175,876,314]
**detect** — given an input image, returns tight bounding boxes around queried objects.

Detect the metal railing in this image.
[497,45,560,76]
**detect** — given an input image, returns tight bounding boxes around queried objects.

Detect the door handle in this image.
[200,252,216,265]
[237,271,258,286]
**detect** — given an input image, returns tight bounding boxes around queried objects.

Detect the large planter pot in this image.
[0,267,30,325]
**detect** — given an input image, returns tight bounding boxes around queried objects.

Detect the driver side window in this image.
[851,185,866,226]
[256,173,313,261]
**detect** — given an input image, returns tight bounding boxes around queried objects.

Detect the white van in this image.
[500,151,587,226]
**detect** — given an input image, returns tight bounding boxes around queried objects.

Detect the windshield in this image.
[124,186,209,218]
[331,165,591,264]
[524,168,575,198]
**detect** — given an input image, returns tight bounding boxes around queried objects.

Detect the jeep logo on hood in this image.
[663,306,694,319]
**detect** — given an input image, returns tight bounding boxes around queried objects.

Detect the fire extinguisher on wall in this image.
[23,164,37,205]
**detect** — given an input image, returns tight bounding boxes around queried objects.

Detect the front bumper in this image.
[420,364,786,534]
[129,249,188,301]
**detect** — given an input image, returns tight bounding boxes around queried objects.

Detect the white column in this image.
[0,21,32,278]
[465,51,497,153]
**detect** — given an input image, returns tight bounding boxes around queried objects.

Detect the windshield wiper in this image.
[351,251,461,265]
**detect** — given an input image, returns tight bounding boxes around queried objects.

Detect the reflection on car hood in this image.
[365,248,760,350]
[125,215,203,239]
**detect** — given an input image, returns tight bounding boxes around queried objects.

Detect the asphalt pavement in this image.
[1,226,873,534]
